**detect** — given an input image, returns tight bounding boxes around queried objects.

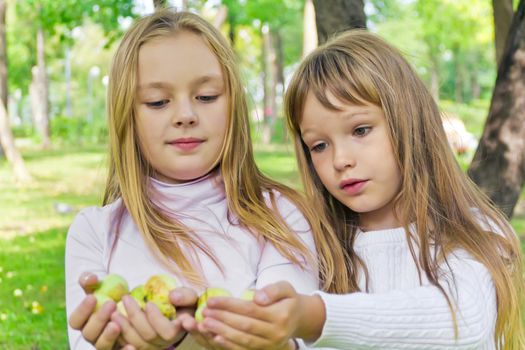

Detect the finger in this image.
[79,272,100,293]
[206,298,267,321]
[169,287,198,307]
[254,281,295,306]
[178,313,199,333]
[69,295,97,330]
[111,311,147,347]
[120,346,136,350]
[201,317,270,350]
[190,325,224,350]
[202,308,273,339]
[81,301,117,344]
[122,296,161,345]
[213,335,249,350]
[93,321,121,350]
[144,301,180,341]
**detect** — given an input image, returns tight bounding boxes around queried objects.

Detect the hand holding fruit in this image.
[68,272,123,349]
[186,282,320,350]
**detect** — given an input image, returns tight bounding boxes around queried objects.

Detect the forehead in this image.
[300,90,382,128]
[137,31,224,86]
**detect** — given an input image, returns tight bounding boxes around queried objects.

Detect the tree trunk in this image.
[303,0,318,57]
[153,0,168,10]
[430,64,440,102]
[273,29,286,141]
[261,24,278,144]
[30,26,51,149]
[0,0,31,183]
[493,0,514,66]
[454,54,463,103]
[312,0,366,45]
[213,5,228,29]
[468,0,525,218]
[65,47,72,117]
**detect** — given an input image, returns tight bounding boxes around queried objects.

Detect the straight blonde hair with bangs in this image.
[103,9,349,292]
[285,30,524,348]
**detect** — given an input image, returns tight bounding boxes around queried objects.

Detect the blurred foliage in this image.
[3,0,504,148]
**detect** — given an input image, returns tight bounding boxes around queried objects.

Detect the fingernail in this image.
[171,291,182,302]
[255,291,269,304]
[80,272,92,283]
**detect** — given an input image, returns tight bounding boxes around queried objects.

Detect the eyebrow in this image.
[137,74,223,91]
[300,111,372,137]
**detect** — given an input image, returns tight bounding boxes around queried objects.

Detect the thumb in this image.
[78,272,99,294]
[254,281,296,306]
[169,287,198,307]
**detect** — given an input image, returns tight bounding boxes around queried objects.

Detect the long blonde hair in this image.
[103,9,348,292]
[285,30,524,348]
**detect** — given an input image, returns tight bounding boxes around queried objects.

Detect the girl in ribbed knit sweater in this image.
[65,10,350,350]
[184,30,525,349]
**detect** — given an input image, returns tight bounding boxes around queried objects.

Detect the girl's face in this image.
[135,31,229,184]
[300,91,402,231]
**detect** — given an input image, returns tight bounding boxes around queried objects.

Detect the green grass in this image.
[0,142,524,349]
[0,228,69,350]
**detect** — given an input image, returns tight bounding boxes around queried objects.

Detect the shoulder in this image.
[263,189,301,215]
[67,199,124,244]
[263,189,311,233]
[469,207,512,237]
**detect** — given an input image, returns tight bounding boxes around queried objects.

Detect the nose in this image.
[333,144,355,171]
[172,98,197,127]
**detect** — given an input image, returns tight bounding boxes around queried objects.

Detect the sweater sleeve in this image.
[308,251,496,349]
[256,193,319,294]
[65,207,109,350]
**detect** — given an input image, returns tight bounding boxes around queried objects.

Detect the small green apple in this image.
[93,274,129,310]
[195,287,231,323]
[94,292,113,311]
[144,274,177,319]
[130,285,147,310]
[240,289,255,301]
[116,300,127,317]
[95,274,129,300]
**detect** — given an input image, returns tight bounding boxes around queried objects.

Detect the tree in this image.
[0,0,31,182]
[303,0,318,58]
[312,0,366,44]
[16,0,135,148]
[493,0,514,66]
[153,0,168,10]
[468,0,525,218]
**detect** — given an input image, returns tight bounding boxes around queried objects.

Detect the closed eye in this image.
[145,100,169,109]
[196,95,219,103]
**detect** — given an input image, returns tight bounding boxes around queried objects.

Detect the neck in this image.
[358,202,402,232]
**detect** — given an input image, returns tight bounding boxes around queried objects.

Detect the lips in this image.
[167,137,204,151]
[339,178,368,195]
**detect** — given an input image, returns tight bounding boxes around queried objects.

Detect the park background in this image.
[0,0,524,348]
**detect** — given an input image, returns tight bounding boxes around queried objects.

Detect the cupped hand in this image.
[69,272,124,350]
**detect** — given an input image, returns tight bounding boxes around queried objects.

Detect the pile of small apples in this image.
[93,274,255,322]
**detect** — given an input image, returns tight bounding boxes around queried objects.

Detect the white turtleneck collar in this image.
[148,169,226,212]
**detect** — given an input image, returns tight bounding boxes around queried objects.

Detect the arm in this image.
[66,208,121,350]
[256,194,319,293]
[306,251,496,349]
[183,196,321,350]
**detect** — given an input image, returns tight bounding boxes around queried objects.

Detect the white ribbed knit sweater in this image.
[307,226,497,349]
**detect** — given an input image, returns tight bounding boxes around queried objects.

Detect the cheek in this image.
[311,157,331,184]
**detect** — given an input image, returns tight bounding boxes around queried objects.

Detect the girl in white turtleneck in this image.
[184,31,525,350]
[65,10,349,350]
